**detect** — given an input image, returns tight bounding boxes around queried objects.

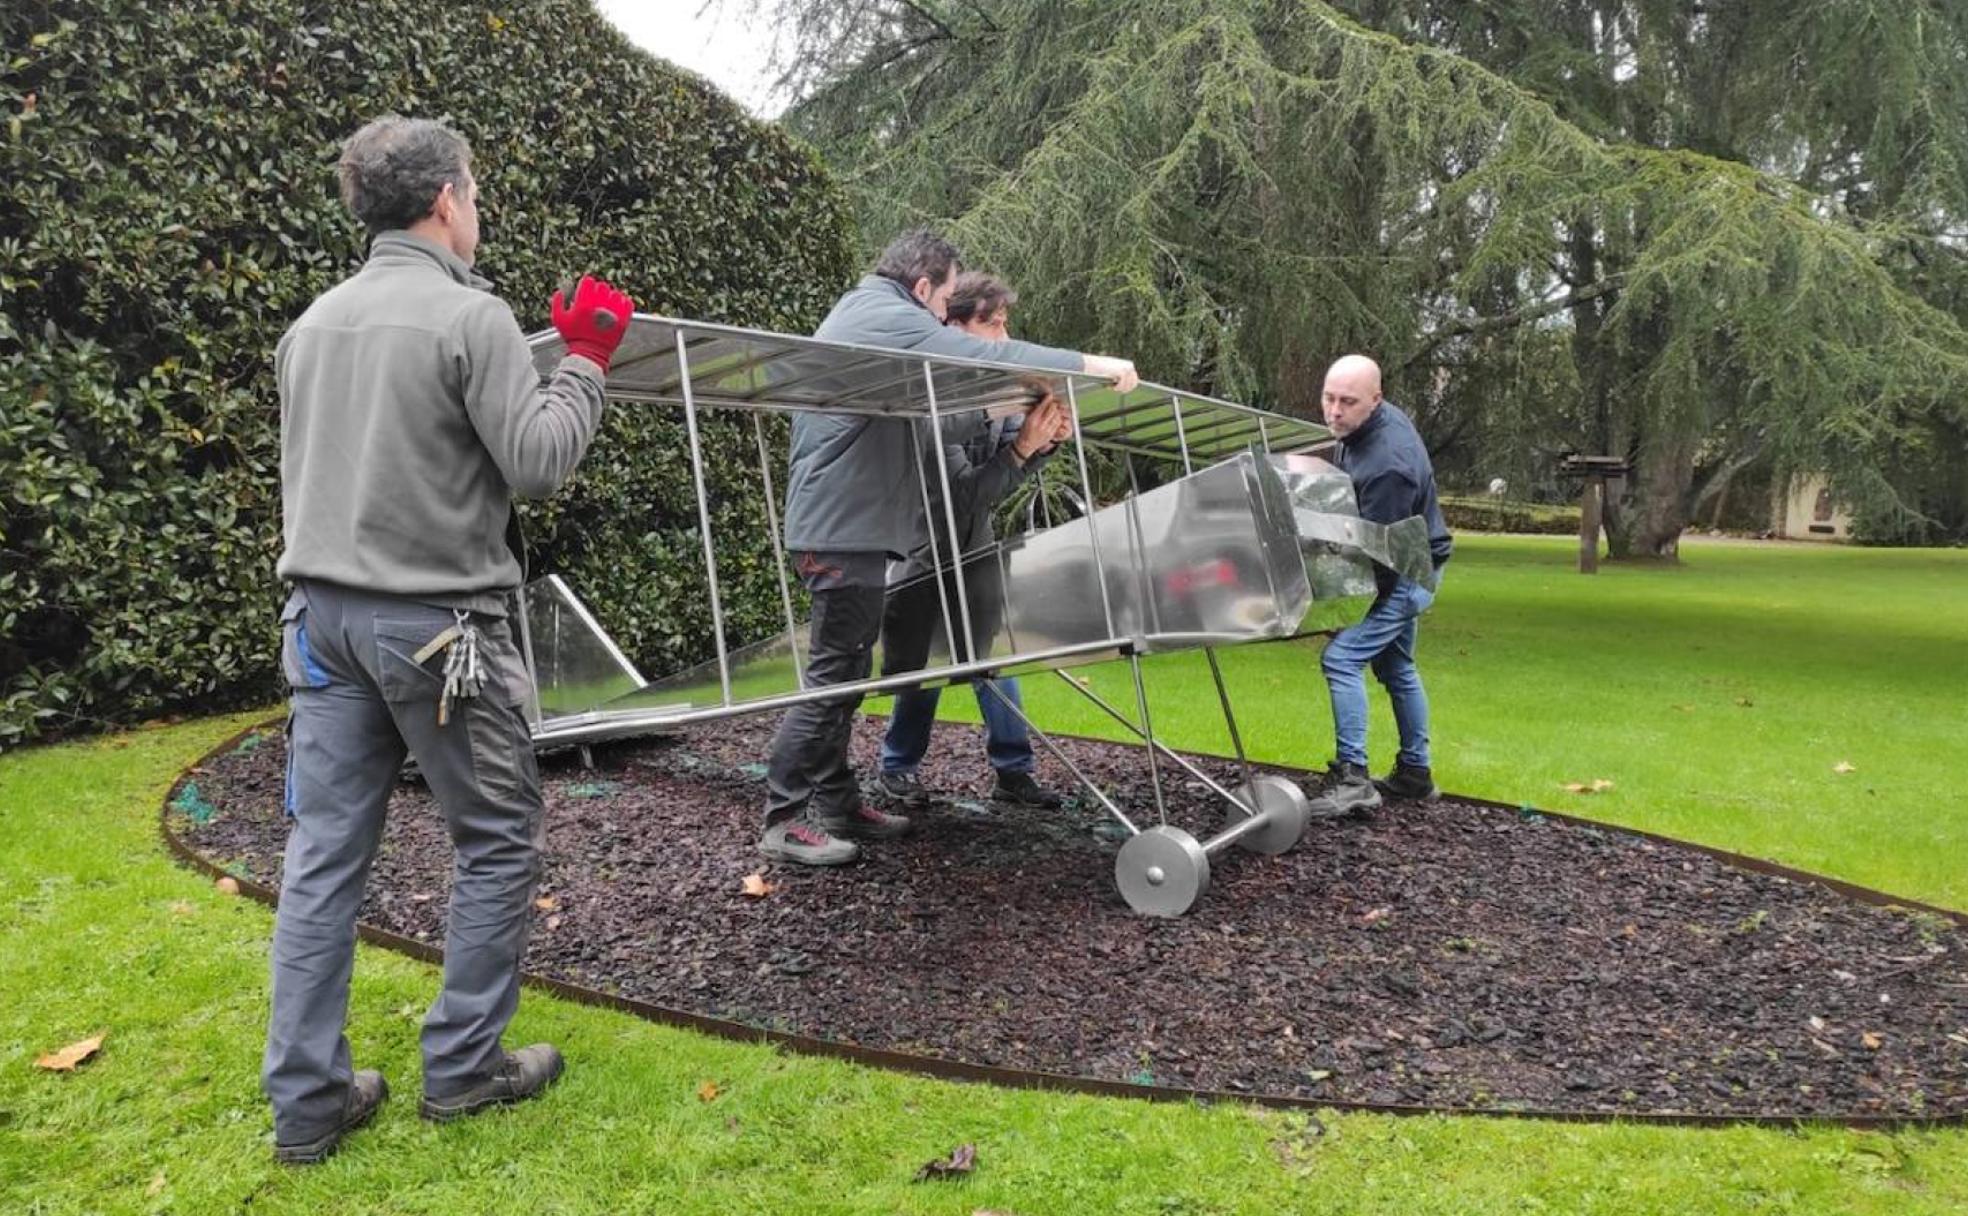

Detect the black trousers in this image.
[763,555,887,824]
[879,553,1008,678]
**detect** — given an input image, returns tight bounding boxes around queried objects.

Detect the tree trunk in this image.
[1617,430,1696,559]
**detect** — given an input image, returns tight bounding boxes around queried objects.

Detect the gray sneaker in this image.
[1374,763,1440,803]
[1308,761,1383,818]
[758,814,861,865]
[275,1069,388,1164]
[814,799,912,841]
[420,1043,564,1123]
[875,770,930,808]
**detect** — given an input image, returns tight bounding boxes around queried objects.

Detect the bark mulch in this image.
[173,716,1968,1120]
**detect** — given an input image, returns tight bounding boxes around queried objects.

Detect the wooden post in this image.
[1579,473,1602,574]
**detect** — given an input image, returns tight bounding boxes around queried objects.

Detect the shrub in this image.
[0,0,857,744]
[1438,495,1582,536]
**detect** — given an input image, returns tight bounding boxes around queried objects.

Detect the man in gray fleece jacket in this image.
[265,116,632,1164]
[761,229,1139,866]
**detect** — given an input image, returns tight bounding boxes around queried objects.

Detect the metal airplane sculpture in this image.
[513,315,1438,916]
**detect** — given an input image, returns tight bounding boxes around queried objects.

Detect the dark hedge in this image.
[0,0,858,744]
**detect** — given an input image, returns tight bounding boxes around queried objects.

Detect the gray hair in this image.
[335,116,472,234]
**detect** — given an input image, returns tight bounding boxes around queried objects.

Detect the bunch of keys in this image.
[413,610,484,726]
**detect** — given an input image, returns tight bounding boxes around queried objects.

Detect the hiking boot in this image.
[875,770,931,808]
[1307,761,1383,818]
[1374,763,1440,803]
[420,1044,564,1123]
[992,770,1064,808]
[758,814,862,865]
[814,799,912,841]
[274,1069,388,1164]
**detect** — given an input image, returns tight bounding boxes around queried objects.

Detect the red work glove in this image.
[550,274,635,372]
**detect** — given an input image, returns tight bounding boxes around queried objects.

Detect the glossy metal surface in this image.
[1115,826,1212,918]
[1268,453,1440,597]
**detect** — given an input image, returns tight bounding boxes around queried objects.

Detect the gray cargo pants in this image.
[263,579,543,1144]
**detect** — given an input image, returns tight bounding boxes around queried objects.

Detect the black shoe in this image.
[420,1043,564,1123]
[1374,763,1440,803]
[992,770,1064,808]
[813,799,911,841]
[875,770,931,808]
[274,1070,388,1164]
[1307,761,1382,818]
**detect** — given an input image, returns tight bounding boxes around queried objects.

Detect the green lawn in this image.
[3,536,1966,1213]
[897,535,1968,909]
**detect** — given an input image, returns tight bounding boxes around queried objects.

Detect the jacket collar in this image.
[860,273,931,314]
[366,231,491,291]
[1345,400,1389,446]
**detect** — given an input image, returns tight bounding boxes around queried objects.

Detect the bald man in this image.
[1311,355,1454,814]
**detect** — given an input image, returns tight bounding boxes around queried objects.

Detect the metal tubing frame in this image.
[1115,453,1168,825]
[977,676,1138,836]
[910,420,960,677]
[675,333,733,705]
[922,363,978,662]
[1065,379,1118,640]
[1199,810,1274,854]
[1127,653,1168,825]
[533,637,1131,745]
[751,414,806,690]
[1051,670,1247,812]
[1172,379,1256,797]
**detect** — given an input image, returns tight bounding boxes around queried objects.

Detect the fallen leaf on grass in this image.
[214,876,240,896]
[914,1143,977,1182]
[145,1172,166,1199]
[1832,761,1857,774]
[697,1079,719,1102]
[740,873,775,898]
[1734,697,1755,708]
[36,1034,105,1072]
[169,901,194,916]
[1560,779,1616,795]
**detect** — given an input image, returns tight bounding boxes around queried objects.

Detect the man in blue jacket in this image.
[761,230,1138,866]
[1309,354,1454,816]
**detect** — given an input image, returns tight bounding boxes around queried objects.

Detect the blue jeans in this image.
[880,676,1035,776]
[1320,578,1436,769]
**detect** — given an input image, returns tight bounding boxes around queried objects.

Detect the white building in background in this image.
[1772,473,1853,541]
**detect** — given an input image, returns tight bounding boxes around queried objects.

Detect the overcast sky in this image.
[594,1,779,115]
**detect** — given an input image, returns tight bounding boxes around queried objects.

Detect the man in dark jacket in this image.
[1309,354,1454,816]
[876,273,1073,811]
[761,230,1138,866]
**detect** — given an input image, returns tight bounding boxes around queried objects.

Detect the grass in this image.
[895,535,1968,909]
[2,536,1965,1213]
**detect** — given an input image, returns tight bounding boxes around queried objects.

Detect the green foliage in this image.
[1437,494,1579,535]
[763,0,1968,555]
[0,0,858,744]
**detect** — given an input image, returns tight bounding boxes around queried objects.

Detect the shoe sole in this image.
[991,790,1063,809]
[1372,782,1440,803]
[1308,792,1383,819]
[419,1055,565,1123]
[757,840,861,866]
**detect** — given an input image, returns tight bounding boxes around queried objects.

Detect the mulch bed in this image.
[174,715,1968,1120]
